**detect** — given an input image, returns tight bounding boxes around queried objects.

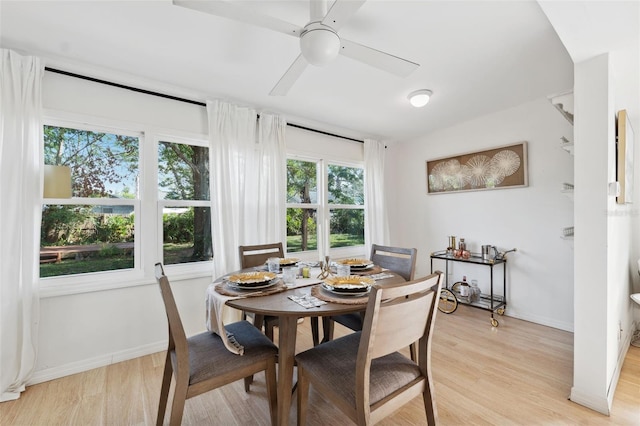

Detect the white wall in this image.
[571,49,640,415]
[538,0,640,414]
[571,54,611,414]
[386,97,575,331]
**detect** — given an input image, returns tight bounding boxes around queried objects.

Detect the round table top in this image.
[225,270,405,317]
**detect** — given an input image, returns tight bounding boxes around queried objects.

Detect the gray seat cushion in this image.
[188,321,278,385]
[295,332,421,406]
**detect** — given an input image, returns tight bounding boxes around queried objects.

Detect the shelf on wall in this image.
[559,136,574,155]
[561,226,574,239]
[549,90,574,125]
[561,189,574,201]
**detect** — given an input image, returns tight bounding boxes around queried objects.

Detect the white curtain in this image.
[207,101,287,277]
[364,139,389,256]
[249,112,287,243]
[0,50,43,401]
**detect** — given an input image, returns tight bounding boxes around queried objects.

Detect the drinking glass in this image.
[267,257,280,273]
[283,266,297,284]
[336,263,351,277]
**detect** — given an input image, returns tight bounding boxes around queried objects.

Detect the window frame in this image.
[39,111,213,297]
[155,133,213,275]
[285,154,365,260]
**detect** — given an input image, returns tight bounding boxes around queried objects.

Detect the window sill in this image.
[40,263,214,298]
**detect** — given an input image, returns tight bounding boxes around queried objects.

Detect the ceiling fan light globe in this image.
[300,28,340,66]
[408,89,433,107]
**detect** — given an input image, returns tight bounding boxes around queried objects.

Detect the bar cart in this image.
[430,250,508,327]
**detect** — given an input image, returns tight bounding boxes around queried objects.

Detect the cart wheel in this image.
[438,289,458,314]
[497,307,505,316]
[491,318,499,327]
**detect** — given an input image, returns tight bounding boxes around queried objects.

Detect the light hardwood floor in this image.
[1,305,639,425]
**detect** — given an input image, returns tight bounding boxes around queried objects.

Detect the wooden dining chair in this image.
[154,263,278,426]
[239,242,321,346]
[321,244,418,343]
[296,272,443,425]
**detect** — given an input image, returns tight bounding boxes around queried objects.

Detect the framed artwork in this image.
[617,109,634,204]
[426,142,528,194]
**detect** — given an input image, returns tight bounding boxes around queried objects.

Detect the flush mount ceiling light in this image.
[408,89,433,107]
[299,25,341,66]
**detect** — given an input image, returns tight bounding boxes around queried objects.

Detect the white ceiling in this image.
[0,0,575,142]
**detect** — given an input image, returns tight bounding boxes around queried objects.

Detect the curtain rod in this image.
[44,67,365,144]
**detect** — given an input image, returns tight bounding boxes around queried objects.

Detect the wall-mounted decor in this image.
[616,109,634,204]
[426,142,528,194]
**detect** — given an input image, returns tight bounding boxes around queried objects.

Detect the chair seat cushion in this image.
[188,321,278,385]
[295,332,421,406]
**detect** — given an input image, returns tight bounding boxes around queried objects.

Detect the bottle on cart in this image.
[470,279,480,302]
[459,275,470,301]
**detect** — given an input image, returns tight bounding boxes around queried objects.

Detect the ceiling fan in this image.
[173,0,419,95]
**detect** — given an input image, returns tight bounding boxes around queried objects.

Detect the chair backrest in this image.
[355,272,442,424]
[358,272,442,361]
[239,243,284,269]
[155,263,188,363]
[370,244,417,280]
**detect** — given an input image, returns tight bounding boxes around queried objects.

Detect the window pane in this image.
[163,207,213,264]
[40,205,134,277]
[287,159,317,204]
[328,165,364,205]
[158,141,210,201]
[286,207,318,252]
[44,126,139,198]
[329,209,364,248]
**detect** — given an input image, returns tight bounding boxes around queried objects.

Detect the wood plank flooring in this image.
[1,305,639,425]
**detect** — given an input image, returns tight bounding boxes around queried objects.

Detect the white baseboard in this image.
[27,341,166,386]
[570,387,611,415]
[505,310,574,332]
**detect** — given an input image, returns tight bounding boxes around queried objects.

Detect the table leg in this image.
[277,316,298,426]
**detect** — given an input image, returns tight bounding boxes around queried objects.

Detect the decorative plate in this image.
[323,276,374,295]
[227,271,277,287]
[278,258,299,266]
[337,258,374,269]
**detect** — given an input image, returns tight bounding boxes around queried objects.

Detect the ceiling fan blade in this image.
[269,54,309,96]
[173,0,303,37]
[339,39,419,77]
[321,0,367,31]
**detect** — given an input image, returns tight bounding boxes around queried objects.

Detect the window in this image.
[158,140,212,265]
[286,159,319,253]
[41,124,140,278]
[286,158,364,256]
[327,164,364,248]
[40,120,214,284]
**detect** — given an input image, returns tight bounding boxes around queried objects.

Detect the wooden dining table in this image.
[218,269,406,426]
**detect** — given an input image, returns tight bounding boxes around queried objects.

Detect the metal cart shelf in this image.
[430,250,507,326]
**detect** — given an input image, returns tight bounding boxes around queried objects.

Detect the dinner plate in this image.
[322,282,371,296]
[227,271,277,287]
[323,276,375,296]
[337,258,374,269]
[228,280,278,290]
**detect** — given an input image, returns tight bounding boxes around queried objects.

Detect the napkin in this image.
[205,283,244,355]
